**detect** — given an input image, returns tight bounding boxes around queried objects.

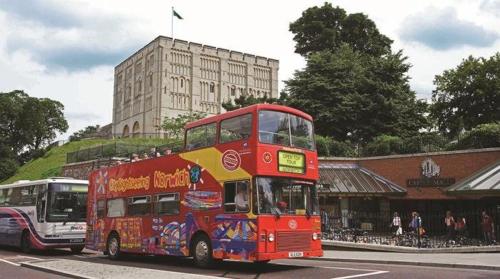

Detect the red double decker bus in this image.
[86,104,322,267]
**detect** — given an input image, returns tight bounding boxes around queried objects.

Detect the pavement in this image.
[322,240,500,253]
[2,247,500,279]
[21,259,223,279]
[319,250,500,270]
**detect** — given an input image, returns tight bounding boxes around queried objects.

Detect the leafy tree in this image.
[285,5,427,144]
[284,46,428,143]
[289,2,392,57]
[362,135,404,156]
[222,94,280,111]
[431,53,500,138]
[162,112,206,139]
[69,125,100,141]
[449,123,500,150]
[0,90,68,164]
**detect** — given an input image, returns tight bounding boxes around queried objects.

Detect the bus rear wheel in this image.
[71,246,84,254]
[192,235,213,268]
[21,230,32,253]
[107,233,121,260]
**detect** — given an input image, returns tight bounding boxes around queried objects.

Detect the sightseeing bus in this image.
[0,178,88,253]
[86,104,322,267]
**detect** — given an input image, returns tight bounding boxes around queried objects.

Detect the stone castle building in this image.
[112,36,279,138]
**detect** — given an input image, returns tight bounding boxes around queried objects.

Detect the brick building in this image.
[318,148,500,236]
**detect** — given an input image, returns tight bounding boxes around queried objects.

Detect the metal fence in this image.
[321,211,499,248]
[66,142,183,163]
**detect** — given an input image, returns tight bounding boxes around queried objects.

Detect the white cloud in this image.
[0,0,499,140]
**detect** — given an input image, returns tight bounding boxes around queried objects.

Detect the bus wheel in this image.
[71,246,84,254]
[107,233,121,260]
[192,235,213,268]
[21,230,32,253]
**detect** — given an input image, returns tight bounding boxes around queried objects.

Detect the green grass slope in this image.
[1,138,172,184]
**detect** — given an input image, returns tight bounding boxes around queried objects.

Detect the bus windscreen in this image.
[258,110,315,150]
[47,183,88,222]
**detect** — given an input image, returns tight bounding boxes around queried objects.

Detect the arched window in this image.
[230,86,236,96]
[180,77,184,88]
[132,121,140,138]
[210,82,215,93]
[122,125,129,138]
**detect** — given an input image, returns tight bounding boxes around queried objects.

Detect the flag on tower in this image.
[173,8,183,20]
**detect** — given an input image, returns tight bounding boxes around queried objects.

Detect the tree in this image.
[162,112,206,139]
[221,94,280,111]
[450,123,500,150]
[289,2,392,57]
[69,125,100,141]
[0,90,68,163]
[431,53,500,138]
[284,46,428,143]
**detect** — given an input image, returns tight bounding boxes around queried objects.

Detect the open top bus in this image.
[86,104,321,267]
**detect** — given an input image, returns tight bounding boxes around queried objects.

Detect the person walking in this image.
[481,211,494,245]
[445,210,456,242]
[391,212,402,236]
[321,208,330,233]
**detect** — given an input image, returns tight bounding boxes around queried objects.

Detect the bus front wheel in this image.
[107,233,121,260]
[192,235,213,268]
[21,230,32,253]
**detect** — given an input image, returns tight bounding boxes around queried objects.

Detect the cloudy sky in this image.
[0,0,499,140]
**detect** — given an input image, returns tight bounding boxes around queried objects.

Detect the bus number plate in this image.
[70,239,84,243]
[288,251,303,258]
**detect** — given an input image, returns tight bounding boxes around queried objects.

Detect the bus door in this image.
[35,184,48,233]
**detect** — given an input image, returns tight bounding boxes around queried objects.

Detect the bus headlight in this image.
[268,233,275,242]
[312,232,318,240]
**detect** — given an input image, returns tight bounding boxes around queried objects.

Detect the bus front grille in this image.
[276,231,311,252]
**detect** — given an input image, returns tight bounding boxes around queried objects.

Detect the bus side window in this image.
[97,200,106,218]
[219,114,252,144]
[154,193,179,215]
[107,198,125,218]
[186,123,217,150]
[224,180,249,213]
[0,189,5,206]
[127,196,151,216]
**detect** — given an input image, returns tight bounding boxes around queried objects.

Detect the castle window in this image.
[210,82,215,93]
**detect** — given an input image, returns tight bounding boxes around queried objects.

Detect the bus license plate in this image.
[70,239,84,243]
[289,251,303,258]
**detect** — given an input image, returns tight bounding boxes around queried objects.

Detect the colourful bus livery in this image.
[86,104,322,266]
[0,178,88,253]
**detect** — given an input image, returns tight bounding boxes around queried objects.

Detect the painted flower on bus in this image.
[95,170,108,194]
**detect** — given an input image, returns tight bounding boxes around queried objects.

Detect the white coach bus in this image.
[0,177,88,253]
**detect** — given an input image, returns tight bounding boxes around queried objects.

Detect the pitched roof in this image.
[447,160,500,195]
[318,163,406,196]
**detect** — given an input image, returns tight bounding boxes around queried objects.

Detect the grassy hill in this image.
[1,137,174,184]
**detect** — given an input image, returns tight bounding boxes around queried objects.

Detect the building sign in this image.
[407,158,455,187]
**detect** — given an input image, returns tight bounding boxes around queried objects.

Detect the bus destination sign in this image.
[278,151,305,174]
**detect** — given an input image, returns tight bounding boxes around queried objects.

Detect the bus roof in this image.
[0,178,88,189]
[185,104,313,129]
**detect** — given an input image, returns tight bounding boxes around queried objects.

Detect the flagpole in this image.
[171,6,174,38]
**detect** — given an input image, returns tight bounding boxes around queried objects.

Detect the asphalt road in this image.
[0,247,499,279]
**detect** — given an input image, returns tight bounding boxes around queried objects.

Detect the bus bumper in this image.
[255,249,323,261]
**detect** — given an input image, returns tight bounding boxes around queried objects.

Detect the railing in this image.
[321,211,499,248]
[66,142,183,164]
